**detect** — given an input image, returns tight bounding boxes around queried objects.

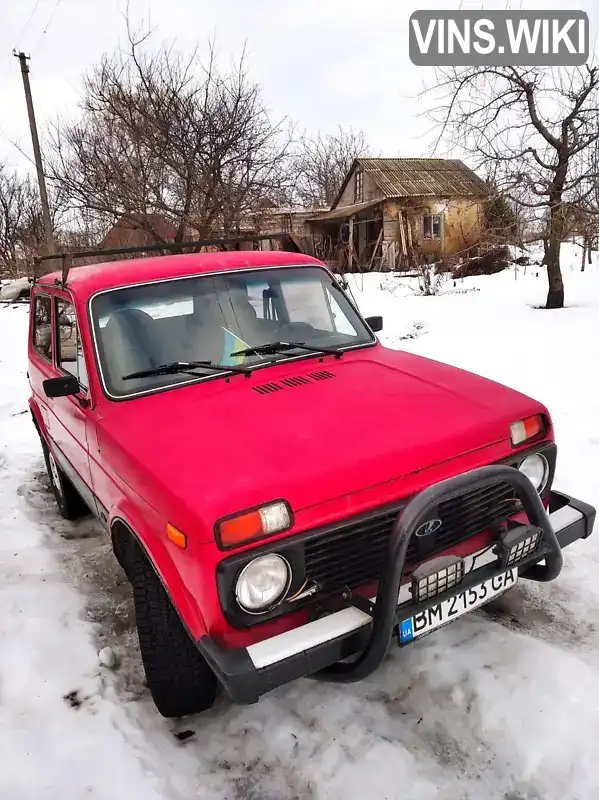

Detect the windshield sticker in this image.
[221,328,252,365]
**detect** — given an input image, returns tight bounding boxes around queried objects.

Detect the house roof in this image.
[308,199,383,223]
[261,206,327,216]
[98,213,179,249]
[333,158,489,208]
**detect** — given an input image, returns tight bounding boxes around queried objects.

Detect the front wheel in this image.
[39,435,88,520]
[130,544,218,718]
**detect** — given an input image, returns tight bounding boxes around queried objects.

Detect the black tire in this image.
[39,435,88,520]
[130,544,218,718]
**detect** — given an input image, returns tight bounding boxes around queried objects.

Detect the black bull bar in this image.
[199,465,594,704]
[316,464,562,683]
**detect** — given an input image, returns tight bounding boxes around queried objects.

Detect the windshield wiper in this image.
[122,360,251,381]
[230,341,343,359]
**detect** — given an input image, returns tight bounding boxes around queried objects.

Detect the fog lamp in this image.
[411,555,465,603]
[497,525,543,567]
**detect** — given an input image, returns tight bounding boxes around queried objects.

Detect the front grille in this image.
[303,481,517,595]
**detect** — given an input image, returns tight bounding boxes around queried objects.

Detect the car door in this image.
[29,290,55,435]
[44,291,96,512]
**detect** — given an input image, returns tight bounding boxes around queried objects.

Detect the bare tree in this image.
[483,193,520,246]
[294,127,370,208]
[0,164,25,275]
[49,30,294,246]
[57,208,108,254]
[428,65,599,308]
[576,137,599,268]
[0,163,49,276]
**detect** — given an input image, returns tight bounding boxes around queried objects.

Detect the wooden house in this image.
[307,158,490,270]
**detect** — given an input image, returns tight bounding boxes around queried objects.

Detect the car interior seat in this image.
[100,308,163,393]
[181,292,229,364]
[228,284,280,343]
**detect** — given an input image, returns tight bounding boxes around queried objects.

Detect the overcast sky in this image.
[1,0,597,174]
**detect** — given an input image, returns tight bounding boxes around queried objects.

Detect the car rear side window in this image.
[33,294,52,361]
[56,298,88,389]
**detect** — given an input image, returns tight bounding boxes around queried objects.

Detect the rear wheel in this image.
[129,543,217,717]
[39,434,88,520]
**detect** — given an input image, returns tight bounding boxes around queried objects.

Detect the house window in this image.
[422,213,442,240]
[56,298,88,388]
[355,169,364,203]
[33,294,52,361]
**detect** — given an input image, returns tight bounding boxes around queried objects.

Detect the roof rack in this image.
[33,233,303,286]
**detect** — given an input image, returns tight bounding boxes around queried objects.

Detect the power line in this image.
[15,0,44,45]
[0,130,37,169]
[31,0,62,56]
[9,0,45,79]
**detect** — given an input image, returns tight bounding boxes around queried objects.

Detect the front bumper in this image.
[198,470,595,705]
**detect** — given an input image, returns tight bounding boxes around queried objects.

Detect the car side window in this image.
[56,298,88,389]
[33,294,53,361]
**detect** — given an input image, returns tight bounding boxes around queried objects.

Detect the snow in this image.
[0,277,31,301]
[98,646,118,668]
[0,308,167,798]
[1,242,599,799]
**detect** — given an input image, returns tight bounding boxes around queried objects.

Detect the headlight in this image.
[518,453,549,493]
[235,554,291,613]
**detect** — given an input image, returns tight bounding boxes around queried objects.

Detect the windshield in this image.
[90,266,374,398]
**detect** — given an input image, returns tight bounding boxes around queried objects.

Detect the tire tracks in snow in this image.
[18,465,319,799]
[18,463,599,800]
[479,581,599,656]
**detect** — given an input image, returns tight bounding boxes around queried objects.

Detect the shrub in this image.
[451,246,510,279]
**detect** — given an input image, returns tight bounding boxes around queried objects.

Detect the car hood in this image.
[97,347,546,539]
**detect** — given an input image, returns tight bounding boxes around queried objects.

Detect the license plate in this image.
[398,568,518,645]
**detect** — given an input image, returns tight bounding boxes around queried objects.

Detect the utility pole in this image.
[14,51,57,269]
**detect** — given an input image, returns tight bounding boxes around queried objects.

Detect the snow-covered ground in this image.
[1,243,599,800]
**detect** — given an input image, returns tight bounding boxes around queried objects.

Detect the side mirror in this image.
[43,375,80,398]
[365,315,383,333]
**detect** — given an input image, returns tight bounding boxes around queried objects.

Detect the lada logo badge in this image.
[414,518,443,556]
[415,518,443,537]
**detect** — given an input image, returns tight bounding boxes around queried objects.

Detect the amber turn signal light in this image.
[216,501,292,548]
[510,414,544,446]
[166,523,187,549]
